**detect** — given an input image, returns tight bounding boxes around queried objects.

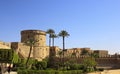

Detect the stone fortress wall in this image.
[21,30,46,46]
[11,30,50,61]
[63,48,91,57]
[1,29,120,69]
[63,48,108,58]
[11,42,30,58]
[0,41,11,49]
[7,29,111,61]
[21,30,50,60]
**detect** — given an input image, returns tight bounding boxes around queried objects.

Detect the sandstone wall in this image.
[33,46,49,61]
[21,30,46,46]
[0,41,11,49]
[49,46,60,57]
[11,30,50,61]
[11,42,31,58]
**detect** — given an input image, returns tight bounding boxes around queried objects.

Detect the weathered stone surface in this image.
[1,29,120,69]
[0,41,11,49]
[11,30,50,61]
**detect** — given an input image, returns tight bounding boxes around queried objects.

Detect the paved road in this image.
[5,71,17,74]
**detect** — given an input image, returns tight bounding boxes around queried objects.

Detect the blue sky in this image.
[0,0,120,54]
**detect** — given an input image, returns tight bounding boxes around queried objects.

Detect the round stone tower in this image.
[21,30,46,46]
[21,30,48,61]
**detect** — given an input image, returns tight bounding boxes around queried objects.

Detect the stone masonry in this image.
[1,29,120,69]
[11,30,50,61]
[10,29,109,61]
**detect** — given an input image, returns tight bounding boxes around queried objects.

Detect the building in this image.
[0,29,109,61]
[93,50,108,57]
[63,48,91,57]
[10,29,110,61]
[1,29,120,69]
[11,30,52,61]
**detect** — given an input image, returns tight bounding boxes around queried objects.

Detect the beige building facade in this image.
[1,29,119,69]
[11,30,51,61]
[0,29,107,61]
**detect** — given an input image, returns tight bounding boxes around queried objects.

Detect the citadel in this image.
[0,29,120,69]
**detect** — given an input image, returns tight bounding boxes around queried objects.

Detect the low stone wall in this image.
[51,57,120,69]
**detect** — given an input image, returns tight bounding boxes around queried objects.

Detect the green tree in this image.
[46,29,55,48]
[58,30,70,52]
[0,49,13,63]
[16,59,26,67]
[83,57,97,72]
[24,38,38,67]
[12,51,19,64]
[0,49,14,74]
[58,30,70,68]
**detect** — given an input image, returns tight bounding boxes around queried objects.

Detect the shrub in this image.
[18,67,26,70]
[98,68,104,71]
[69,63,80,70]
[35,61,47,70]
[11,67,18,71]
[18,70,27,74]
[17,70,83,74]
[55,71,63,74]
[12,67,26,71]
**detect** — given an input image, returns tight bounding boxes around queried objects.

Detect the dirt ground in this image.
[88,69,120,74]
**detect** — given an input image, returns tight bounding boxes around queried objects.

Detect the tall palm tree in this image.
[58,30,70,51]
[24,38,38,67]
[46,29,55,48]
[51,33,57,47]
[57,50,64,67]
[58,30,70,67]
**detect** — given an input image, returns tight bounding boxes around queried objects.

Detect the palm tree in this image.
[58,30,70,51]
[57,50,64,67]
[51,33,57,47]
[46,29,55,48]
[24,38,38,67]
[58,30,70,67]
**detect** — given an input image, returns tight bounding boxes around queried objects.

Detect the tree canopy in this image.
[0,49,14,63]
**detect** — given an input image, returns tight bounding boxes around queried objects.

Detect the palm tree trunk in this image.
[26,45,32,67]
[63,36,65,67]
[52,38,54,47]
[63,36,65,51]
[49,35,51,48]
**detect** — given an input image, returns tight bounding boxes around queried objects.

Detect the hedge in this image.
[18,70,83,74]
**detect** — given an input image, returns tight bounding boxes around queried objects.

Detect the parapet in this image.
[21,30,46,35]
